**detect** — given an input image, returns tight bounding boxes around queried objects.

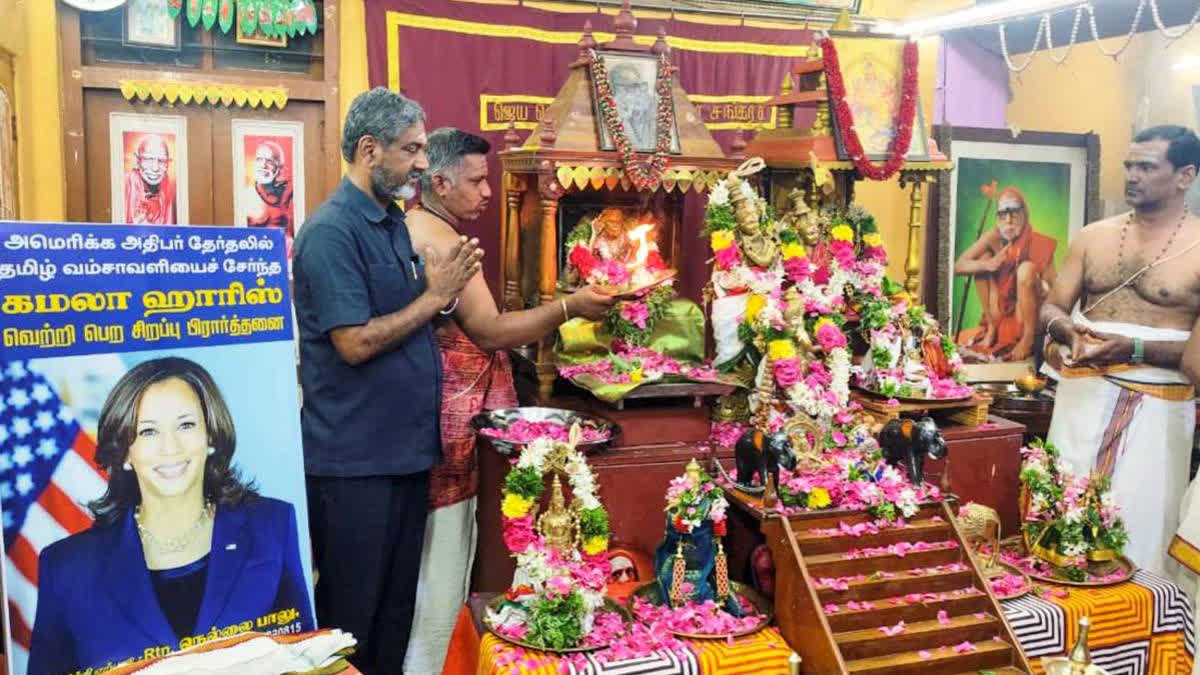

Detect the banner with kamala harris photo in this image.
[0,222,314,675]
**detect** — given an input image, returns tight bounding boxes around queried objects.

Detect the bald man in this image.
[123,135,176,225]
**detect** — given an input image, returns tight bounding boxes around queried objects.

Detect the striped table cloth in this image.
[476,628,793,675]
[1001,570,1194,674]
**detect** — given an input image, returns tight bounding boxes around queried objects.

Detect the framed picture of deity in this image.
[933,126,1099,382]
[231,119,304,258]
[827,34,930,162]
[590,50,681,154]
[108,112,189,225]
[1188,86,1200,214]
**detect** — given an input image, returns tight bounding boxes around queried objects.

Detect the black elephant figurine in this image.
[733,429,797,493]
[878,416,947,485]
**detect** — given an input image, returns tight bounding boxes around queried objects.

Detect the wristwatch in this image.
[1130,337,1145,365]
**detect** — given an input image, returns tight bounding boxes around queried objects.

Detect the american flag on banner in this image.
[0,360,109,674]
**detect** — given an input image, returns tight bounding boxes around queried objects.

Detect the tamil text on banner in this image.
[0,222,314,675]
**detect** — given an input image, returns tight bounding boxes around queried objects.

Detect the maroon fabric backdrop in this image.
[365,0,814,299]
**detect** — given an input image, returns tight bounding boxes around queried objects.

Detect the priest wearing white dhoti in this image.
[1039,125,1200,580]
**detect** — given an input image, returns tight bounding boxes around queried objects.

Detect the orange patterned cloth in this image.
[1002,570,1193,674]
[475,628,792,675]
[431,322,517,509]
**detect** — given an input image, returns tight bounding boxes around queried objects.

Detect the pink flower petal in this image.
[937,610,950,625]
[823,603,839,614]
[918,650,932,660]
[953,641,977,653]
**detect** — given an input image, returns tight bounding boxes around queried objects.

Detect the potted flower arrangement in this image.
[1018,439,1128,582]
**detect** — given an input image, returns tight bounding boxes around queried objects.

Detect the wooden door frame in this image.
[59,0,341,223]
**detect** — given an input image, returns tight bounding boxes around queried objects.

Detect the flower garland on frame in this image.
[821,37,919,181]
[589,49,676,191]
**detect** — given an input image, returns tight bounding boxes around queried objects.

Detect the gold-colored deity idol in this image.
[537,474,579,554]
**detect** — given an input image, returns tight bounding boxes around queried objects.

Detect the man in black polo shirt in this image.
[293,87,481,673]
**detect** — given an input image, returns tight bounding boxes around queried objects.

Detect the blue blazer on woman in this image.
[28,496,315,675]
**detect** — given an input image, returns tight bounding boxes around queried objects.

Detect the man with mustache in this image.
[123,134,176,225]
[292,89,482,673]
[403,128,612,673]
[954,186,1058,361]
[1040,125,1200,580]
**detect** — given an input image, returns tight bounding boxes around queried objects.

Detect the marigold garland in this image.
[589,49,675,191]
[821,37,919,181]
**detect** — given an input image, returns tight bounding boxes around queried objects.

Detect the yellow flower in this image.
[710,229,735,252]
[781,242,807,260]
[630,367,644,383]
[501,493,534,518]
[768,339,796,361]
[863,232,883,248]
[583,536,609,555]
[814,317,835,334]
[831,224,854,242]
[744,294,766,323]
[807,487,832,509]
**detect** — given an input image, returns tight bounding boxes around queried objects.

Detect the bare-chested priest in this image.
[1039,125,1200,577]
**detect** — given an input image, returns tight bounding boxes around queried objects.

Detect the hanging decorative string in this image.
[998,0,1200,72]
[167,0,320,38]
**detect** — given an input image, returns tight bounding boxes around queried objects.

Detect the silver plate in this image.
[471,407,621,455]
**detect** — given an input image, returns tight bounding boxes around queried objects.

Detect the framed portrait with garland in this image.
[826,33,929,162]
[589,50,681,155]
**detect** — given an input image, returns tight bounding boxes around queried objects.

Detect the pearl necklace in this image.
[135,501,214,555]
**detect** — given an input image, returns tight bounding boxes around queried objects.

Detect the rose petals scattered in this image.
[953,641,977,653]
[879,620,906,636]
[918,650,932,660]
[824,603,840,614]
[481,420,607,443]
[937,610,950,625]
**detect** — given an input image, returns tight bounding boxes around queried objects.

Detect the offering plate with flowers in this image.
[1016,440,1132,585]
[637,460,772,639]
[472,407,620,456]
[855,292,973,402]
[486,424,626,651]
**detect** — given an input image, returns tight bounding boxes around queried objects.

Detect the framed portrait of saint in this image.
[108,113,189,225]
[591,50,681,154]
[934,126,1099,382]
[827,34,930,162]
[231,119,304,257]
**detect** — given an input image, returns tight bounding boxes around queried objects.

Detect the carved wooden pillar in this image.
[536,195,559,401]
[534,160,564,402]
[899,171,935,297]
[502,173,524,312]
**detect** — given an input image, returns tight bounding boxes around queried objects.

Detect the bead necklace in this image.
[1116,208,1188,278]
[135,501,214,555]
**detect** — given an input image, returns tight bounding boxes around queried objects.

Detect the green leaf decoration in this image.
[238,0,258,35]
[218,0,234,33]
[186,0,202,28]
[304,0,317,35]
[258,0,275,37]
[167,0,183,20]
[273,0,290,38]
[200,0,217,30]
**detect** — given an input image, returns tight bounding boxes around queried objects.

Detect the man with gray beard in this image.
[293,88,481,672]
